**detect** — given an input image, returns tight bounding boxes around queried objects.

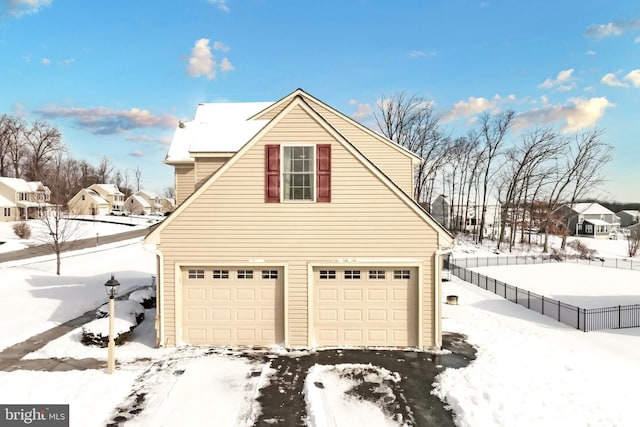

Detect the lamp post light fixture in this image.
[104,274,120,374]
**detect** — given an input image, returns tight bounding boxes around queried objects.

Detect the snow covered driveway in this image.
[103,340,475,427]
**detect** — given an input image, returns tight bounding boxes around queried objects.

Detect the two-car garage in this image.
[180,265,419,348]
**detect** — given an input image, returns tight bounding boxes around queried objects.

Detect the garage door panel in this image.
[343,309,362,321]
[319,289,338,300]
[314,267,418,348]
[186,288,207,300]
[318,309,338,321]
[344,329,363,342]
[368,289,388,300]
[236,288,255,300]
[212,308,231,321]
[343,289,363,300]
[212,289,231,300]
[236,308,256,321]
[186,308,207,321]
[182,267,284,346]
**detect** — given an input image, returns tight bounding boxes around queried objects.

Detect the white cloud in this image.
[213,41,230,52]
[624,69,640,87]
[41,57,50,66]
[585,20,640,39]
[601,72,628,87]
[636,36,640,44]
[350,103,374,123]
[517,97,614,133]
[1,0,51,17]
[207,0,229,12]
[538,68,575,91]
[587,50,597,56]
[187,38,216,80]
[219,57,234,72]
[443,96,497,122]
[36,105,177,135]
[186,38,235,80]
[130,150,145,157]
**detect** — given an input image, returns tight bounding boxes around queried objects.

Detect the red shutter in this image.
[316,144,331,202]
[265,144,280,203]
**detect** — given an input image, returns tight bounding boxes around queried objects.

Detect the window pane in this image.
[283,146,314,201]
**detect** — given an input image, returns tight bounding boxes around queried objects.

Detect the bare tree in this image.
[135,165,142,192]
[0,114,11,176]
[496,127,563,250]
[95,156,114,183]
[374,92,447,202]
[38,152,80,275]
[4,116,27,178]
[477,111,515,243]
[23,120,62,182]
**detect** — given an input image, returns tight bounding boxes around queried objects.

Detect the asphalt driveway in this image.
[107,333,475,426]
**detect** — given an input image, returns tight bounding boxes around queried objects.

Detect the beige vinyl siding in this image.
[194,157,229,189]
[305,99,415,195]
[158,104,439,348]
[174,164,195,206]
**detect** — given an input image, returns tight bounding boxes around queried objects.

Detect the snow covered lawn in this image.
[2,225,640,426]
[436,277,640,427]
[471,262,640,308]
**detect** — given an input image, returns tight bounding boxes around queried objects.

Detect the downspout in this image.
[143,243,165,347]
[434,245,455,349]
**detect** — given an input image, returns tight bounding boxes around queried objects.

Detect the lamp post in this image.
[104,274,120,374]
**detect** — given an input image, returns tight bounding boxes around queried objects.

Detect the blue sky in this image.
[1,0,639,201]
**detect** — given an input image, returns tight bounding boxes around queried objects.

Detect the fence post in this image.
[515,287,518,304]
[558,300,561,322]
[619,305,622,328]
[577,306,580,330]
[528,290,530,309]
[542,296,545,315]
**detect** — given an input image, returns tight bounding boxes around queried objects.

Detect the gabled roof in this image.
[129,194,151,208]
[165,102,271,163]
[147,90,453,245]
[570,202,615,215]
[252,88,423,164]
[617,209,640,216]
[84,189,110,205]
[90,183,123,195]
[0,177,32,192]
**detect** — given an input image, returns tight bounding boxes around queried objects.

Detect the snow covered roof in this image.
[90,184,123,195]
[165,102,272,162]
[85,189,109,205]
[131,194,151,207]
[571,202,614,215]
[0,177,32,192]
[618,209,640,216]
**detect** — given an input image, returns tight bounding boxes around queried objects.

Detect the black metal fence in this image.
[446,256,640,332]
[451,254,640,271]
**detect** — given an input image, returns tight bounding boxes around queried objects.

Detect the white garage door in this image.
[313,267,418,347]
[182,267,284,346]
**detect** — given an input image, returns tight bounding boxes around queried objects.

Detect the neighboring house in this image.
[125,193,151,216]
[67,188,110,216]
[88,184,125,213]
[617,210,640,228]
[160,197,175,214]
[0,177,51,221]
[144,89,454,351]
[559,202,620,239]
[126,190,168,215]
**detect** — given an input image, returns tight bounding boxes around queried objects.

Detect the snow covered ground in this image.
[0,224,639,426]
